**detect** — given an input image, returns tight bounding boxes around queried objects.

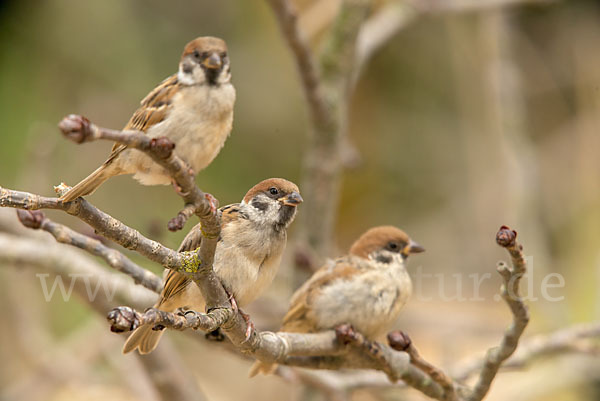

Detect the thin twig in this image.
[466,226,530,401]
[0,232,156,308]
[266,0,330,129]
[388,331,459,401]
[58,114,219,233]
[454,322,600,381]
[16,209,162,293]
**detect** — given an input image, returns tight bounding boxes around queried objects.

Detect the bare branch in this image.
[354,1,419,84]
[58,114,219,233]
[107,306,229,334]
[16,209,162,293]
[454,322,600,381]
[415,0,555,14]
[268,0,370,259]
[388,331,459,400]
[56,116,234,317]
[1,187,185,270]
[0,232,156,308]
[466,226,530,401]
[266,0,330,129]
[353,0,556,87]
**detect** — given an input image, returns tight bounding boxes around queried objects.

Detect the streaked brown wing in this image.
[158,202,241,307]
[108,74,180,163]
[281,259,361,332]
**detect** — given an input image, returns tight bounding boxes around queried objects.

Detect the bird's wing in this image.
[107,74,180,163]
[281,258,361,332]
[158,202,240,307]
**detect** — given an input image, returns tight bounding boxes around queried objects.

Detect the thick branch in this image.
[57,115,229,312]
[1,187,186,270]
[268,0,369,259]
[107,306,230,334]
[107,305,444,399]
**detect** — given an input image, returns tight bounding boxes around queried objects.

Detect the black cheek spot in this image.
[251,198,269,211]
[375,254,392,264]
[182,63,193,74]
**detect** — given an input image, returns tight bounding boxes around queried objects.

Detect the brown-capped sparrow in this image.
[123,178,302,354]
[250,225,424,376]
[60,36,235,202]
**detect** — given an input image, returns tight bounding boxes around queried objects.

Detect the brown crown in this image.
[181,36,227,60]
[349,226,411,259]
[243,178,300,203]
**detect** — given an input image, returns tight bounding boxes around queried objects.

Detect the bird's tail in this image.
[122,324,165,355]
[248,360,278,378]
[59,162,117,202]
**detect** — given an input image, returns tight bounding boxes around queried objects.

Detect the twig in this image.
[414,0,554,14]
[0,232,156,308]
[6,192,589,401]
[16,209,162,293]
[353,0,555,87]
[1,187,189,271]
[57,115,228,312]
[58,114,219,233]
[353,1,419,85]
[265,0,329,129]
[454,322,600,381]
[388,331,459,401]
[107,306,230,334]
[466,226,530,401]
[267,0,370,260]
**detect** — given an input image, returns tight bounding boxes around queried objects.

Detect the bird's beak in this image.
[402,240,425,257]
[203,53,222,69]
[279,192,303,207]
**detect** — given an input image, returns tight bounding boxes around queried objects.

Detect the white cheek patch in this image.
[177,59,207,86]
[177,66,195,85]
[217,62,232,84]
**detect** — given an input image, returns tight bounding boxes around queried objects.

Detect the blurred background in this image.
[1,0,599,400]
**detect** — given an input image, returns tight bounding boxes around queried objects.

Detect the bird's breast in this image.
[147,83,235,173]
[212,223,286,307]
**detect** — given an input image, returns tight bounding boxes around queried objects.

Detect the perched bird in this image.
[60,36,235,202]
[250,225,424,376]
[123,178,302,354]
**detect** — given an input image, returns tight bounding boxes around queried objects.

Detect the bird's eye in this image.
[193,50,201,59]
[220,52,227,59]
[387,242,399,251]
[269,187,279,196]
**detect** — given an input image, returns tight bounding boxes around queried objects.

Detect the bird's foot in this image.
[224,289,239,312]
[335,324,361,345]
[171,179,190,197]
[239,308,255,342]
[223,290,253,341]
[204,193,218,215]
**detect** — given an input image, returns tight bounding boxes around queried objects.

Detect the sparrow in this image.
[60,36,236,202]
[249,225,424,376]
[123,178,303,354]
